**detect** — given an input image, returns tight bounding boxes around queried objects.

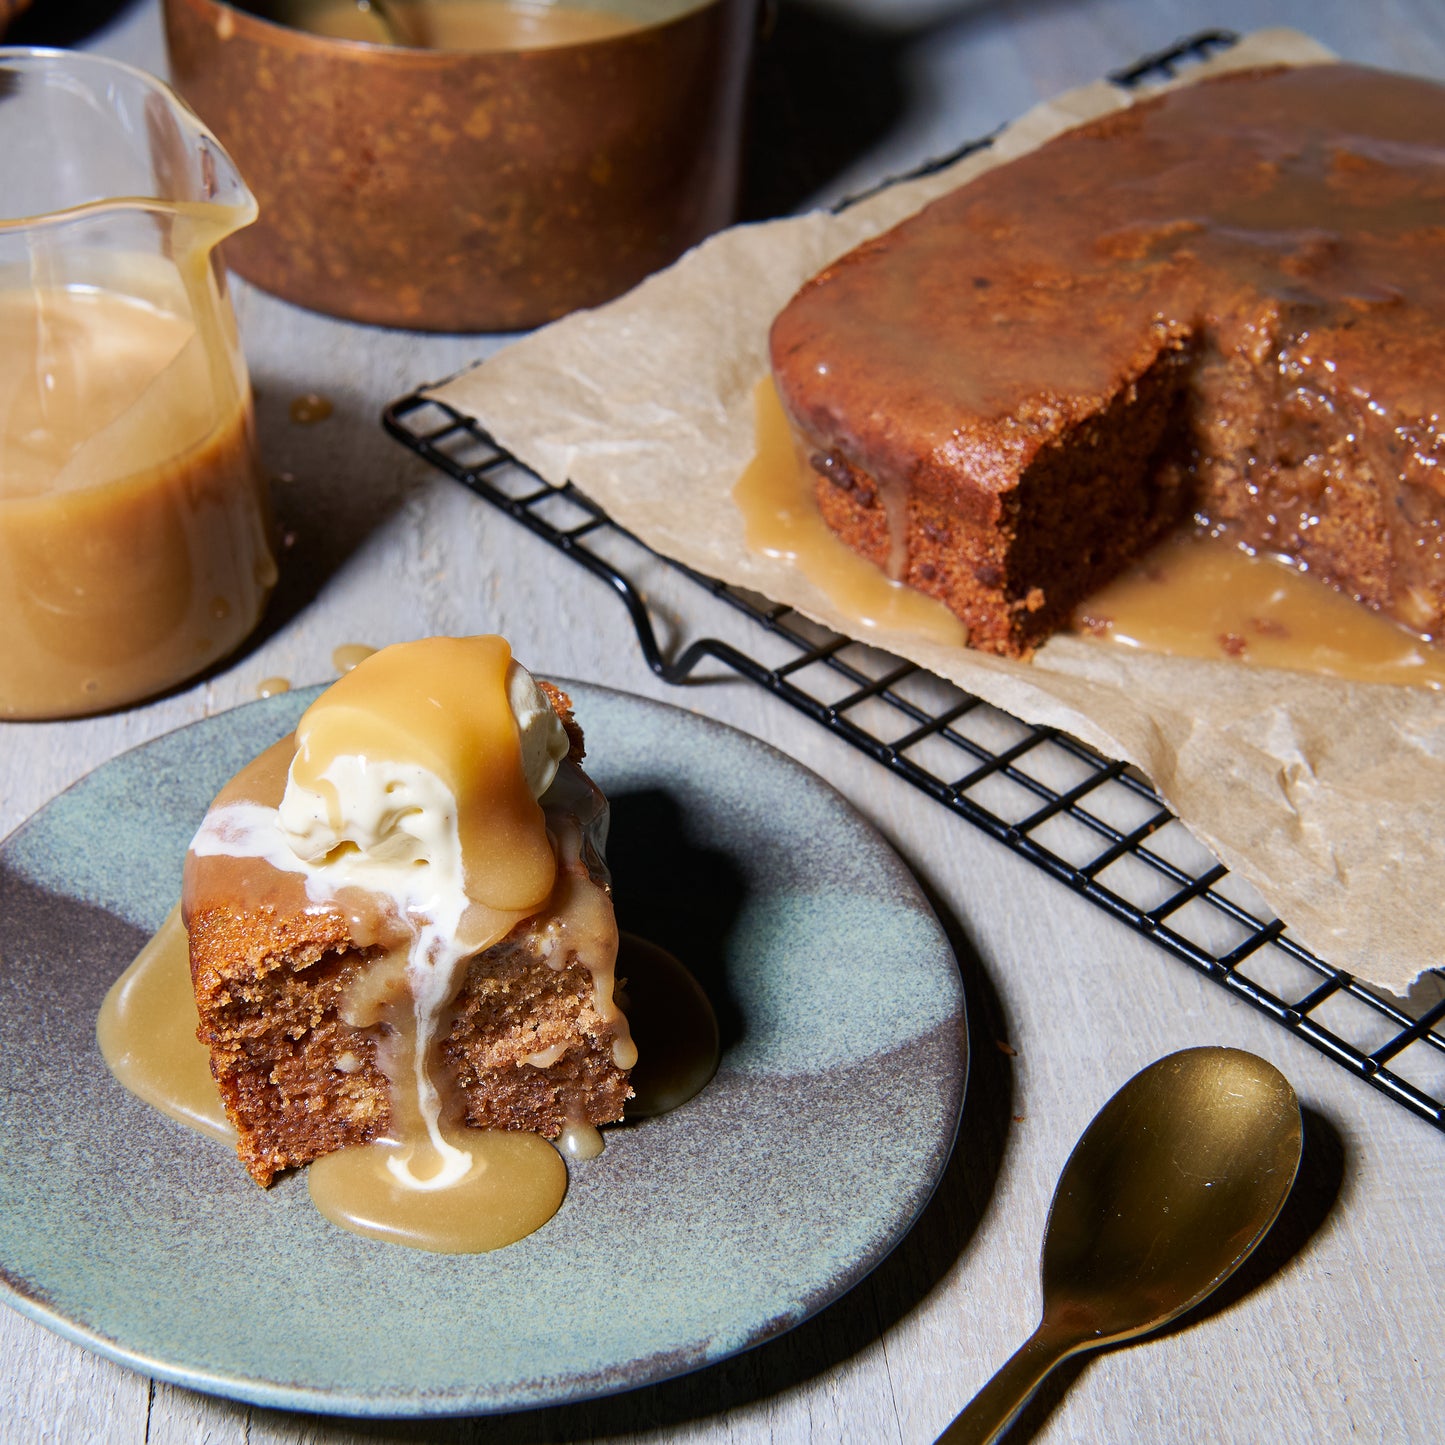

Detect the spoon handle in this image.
[356,0,414,46]
[935,1319,1079,1445]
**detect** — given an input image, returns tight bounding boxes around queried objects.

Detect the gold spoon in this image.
[353,0,417,46]
[939,1046,1303,1445]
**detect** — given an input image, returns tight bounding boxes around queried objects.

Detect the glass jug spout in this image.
[0,45,258,238]
[128,60,260,260]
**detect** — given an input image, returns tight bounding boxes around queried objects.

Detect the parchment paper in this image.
[431,29,1444,995]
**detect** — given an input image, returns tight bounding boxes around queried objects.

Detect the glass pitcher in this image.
[0,47,276,720]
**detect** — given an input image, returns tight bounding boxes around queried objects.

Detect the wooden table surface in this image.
[3,1,1443,1441]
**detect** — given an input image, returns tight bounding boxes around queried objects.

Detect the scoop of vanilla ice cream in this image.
[277,659,569,875]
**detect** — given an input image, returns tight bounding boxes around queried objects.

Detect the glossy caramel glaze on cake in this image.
[769,64,1445,657]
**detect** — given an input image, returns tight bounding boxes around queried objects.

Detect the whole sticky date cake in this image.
[769,64,1445,658]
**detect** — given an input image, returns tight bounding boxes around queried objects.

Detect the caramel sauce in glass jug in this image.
[0,50,275,719]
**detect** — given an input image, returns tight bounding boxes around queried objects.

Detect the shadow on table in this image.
[995,1104,1347,1444]
[6,0,144,44]
[239,374,418,651]
[606,788,748,1057]
[235,883,1015,1443]
[740,0,1081,219]
[742,0,919,219]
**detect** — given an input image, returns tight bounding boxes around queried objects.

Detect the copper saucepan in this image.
[163,0,758,331]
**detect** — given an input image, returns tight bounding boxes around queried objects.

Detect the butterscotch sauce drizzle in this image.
[541,811,637,1071]
[557,1122,605,1162]
[733,378,969,648]
[288,392,333,424]
[306,1125,566,1253]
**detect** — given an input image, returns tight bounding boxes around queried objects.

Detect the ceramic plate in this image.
[0,682,966,1417]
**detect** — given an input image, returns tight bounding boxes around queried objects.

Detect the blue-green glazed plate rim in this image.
[0,681,967,1418]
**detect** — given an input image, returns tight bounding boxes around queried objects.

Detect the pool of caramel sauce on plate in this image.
[99,916,716,1252]
[737,377,1444,688]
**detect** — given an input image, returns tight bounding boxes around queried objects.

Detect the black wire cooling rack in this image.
[384,31,1445,1134]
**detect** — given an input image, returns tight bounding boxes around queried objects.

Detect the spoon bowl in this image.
[942,1047,1302,1444]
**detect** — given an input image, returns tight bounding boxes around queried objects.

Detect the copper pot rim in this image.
[168,0,726,64]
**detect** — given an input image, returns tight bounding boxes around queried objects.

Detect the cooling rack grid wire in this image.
[383,31,1445,1133]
